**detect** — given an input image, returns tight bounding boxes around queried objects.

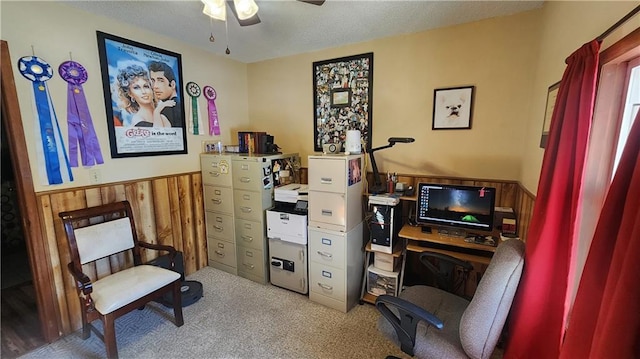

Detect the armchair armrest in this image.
[137,241,177,255]
[376,295,444,356]
[138,242,179,271]
[67,262,95,311]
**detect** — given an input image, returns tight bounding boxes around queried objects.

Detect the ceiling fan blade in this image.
[227,1,261,26]
[298,0,325,5]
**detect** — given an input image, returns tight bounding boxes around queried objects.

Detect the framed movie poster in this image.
[313,52,373,152]
[96,31,187,158]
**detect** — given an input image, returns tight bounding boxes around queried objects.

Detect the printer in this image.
[267,183,309,294]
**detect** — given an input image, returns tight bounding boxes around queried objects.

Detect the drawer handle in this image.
[241,235,253,242]
[317,283,333,291]
[240,177,251,183]
[212,199,222,204]
[241,206,252,213]
[321,209,333,216]
[320,177,333,184]
[243,263,255,269]
[214,250,225,257]
[213,225,223,231]
[209,172,220,177]
[317,251,333,258]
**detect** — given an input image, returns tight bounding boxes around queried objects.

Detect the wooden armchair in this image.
[59,201,184,359]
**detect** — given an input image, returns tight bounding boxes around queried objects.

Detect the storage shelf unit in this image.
[201,152,298,285]
[307,154,364,312]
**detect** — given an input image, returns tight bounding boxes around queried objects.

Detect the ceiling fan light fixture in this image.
[202,0,226,21]
[232,0,259,20]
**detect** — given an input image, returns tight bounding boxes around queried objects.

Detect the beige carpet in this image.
[20,266,409,359]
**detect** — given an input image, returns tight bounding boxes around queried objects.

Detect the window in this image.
[612,57,640,176]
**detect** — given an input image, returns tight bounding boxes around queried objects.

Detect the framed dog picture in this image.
[432,86,475,130]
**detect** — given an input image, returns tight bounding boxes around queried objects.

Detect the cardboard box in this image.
[374,251,399,272]
[367,265,399,297]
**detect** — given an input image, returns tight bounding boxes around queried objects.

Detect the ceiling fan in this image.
[202,0,325,27]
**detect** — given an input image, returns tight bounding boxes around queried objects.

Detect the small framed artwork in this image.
[331,89,351,107]
[540,81,560,149]
[432,86,475,130]
[96,31,187,158]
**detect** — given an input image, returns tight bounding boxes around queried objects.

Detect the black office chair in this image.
[418,251,474,297]
[376,239,524,359]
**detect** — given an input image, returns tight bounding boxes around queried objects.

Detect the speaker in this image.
[322,142,342,154]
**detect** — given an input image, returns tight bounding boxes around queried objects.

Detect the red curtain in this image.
[560,111,640,358]
[505,40,600,358]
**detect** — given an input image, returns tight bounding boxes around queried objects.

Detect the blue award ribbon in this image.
[18,56,73,185]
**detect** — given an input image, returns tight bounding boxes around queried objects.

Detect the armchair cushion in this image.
[91,265,180,314]
[378,285,471,359]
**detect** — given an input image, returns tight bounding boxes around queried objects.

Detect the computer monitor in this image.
[416,182,496,235]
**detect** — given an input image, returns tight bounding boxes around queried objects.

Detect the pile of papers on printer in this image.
[275,183,309,203]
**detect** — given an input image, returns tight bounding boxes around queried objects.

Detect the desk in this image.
[400,225,495,266]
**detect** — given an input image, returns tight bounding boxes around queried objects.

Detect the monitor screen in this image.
[416,183,496,233]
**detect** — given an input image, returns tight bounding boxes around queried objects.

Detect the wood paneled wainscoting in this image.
[35,172,207,336]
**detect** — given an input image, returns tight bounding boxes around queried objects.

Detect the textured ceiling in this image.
[62,0,544,63]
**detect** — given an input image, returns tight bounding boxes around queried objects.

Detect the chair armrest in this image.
[138,242,178,270]
[138,241,177,255]
[375,295,444,356]
[67,262,96,311]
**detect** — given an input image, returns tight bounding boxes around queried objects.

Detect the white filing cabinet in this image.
[201,153,299,284]
[307,154,364,312]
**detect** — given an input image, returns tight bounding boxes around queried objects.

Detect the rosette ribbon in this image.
[203,85,221,136]
[186,81,204,135]
[18,56,73,185]
[59,61,103,167]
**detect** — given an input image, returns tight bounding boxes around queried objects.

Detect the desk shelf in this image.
[359,239,408,305]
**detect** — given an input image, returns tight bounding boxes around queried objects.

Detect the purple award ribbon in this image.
[59,61,103,167]
[203,86,221,136]
[18,56,73,185]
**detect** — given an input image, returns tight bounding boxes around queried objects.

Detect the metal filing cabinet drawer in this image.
[203,186,234,213]
[308,227,346,267]
[208,238,237,268]
[200,155,233,187]
[232,160,265,191]
[235,218,265,251]
[237,247,265,278]
[205,212,234,242]
[309,264,346,301]
[308,191,347,230]
[233,190,265,222]
[308,157,346,193]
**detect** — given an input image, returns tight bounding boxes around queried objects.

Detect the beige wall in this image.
[249,1,639,194]
[3,1,638,194]
[248,10,542,182]
[519,0,640,193]
[1,2,249,192]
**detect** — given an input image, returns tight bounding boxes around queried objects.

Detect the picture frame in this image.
[432,86,475,130]
[96,31,187,158]
[540,81,560,149]
[331,89,351,107]
[313,52,373,152]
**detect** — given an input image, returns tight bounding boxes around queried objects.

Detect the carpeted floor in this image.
[19,266,409,359]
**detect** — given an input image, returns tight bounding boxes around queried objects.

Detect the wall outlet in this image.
[89,169,101,184]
